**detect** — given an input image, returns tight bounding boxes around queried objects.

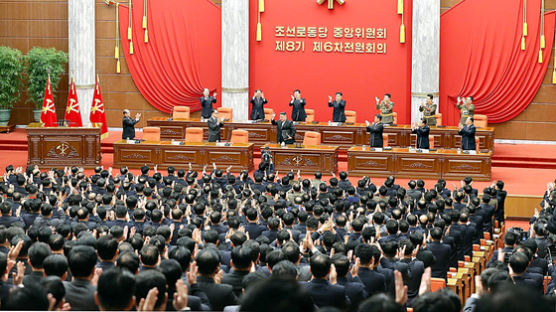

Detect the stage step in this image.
[492,160,556,169]
[0,143,27,151]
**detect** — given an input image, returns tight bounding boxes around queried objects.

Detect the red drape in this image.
[440,0,555,125]
[118,0,221,114]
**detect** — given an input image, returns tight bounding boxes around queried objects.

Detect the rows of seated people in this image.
[0,164,554,311]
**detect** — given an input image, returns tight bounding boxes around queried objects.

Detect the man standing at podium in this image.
[122,109,141,139]
[458,117,476,151]
[328,92,346,122]
[289,89,307,122]
[456,96,475,125]
[272,112,296,144]
[365,114,384,148]
[375,93,395,125]
[201,88,217,120]
[411,118,430,149]
[208,110,224,142]
[250,89,268,120]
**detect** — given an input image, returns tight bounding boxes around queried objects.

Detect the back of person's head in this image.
[168,246,192,273]
[96,267,136,310]
[196,248,220,276]
[413,291,456,312]
[28,241,52,269]
[309,253,331,279]
[158,259,183,288]
[509,252,529,274]
[97,234,118,261]
[271,260,298,279]
[386,219,398,235]
[135,269,167,310]
[117,251,140,274]
[3,284,49,310]
[68,245,97,279]
[43,254,68,277]
[430,227,443,240]
[231,245,253,270]
[475,283,552,312]
[355,244,380,265]
[240,277,314,312]
[41,276,65,308]
[140,244,160,266]
[358,293,404,312]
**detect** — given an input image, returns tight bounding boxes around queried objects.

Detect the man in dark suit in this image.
[366,114,384,148]
[412,118,430,149]
[207,110,224,142]
[289,89,307,122]
[354,244,386,296]
[302,254,350,310]
[271,112,296,144]
[427,227,452,279]
[332,255,368,310]
[200,88,217,120]
[221,246,252,297]
[328,92,346,122]
[196,248,238,310]
[122,109,140,139]
[399,240,425,305]
[458,117,476,151]
[63,246,99,311]
[250,89,268,120]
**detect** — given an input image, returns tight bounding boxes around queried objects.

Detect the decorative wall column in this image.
[411,0,440,123]
[68,0,96,125]
[222,0,249,120]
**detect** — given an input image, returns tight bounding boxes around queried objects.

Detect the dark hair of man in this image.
[412,291,456,312]
[159,259,183,288]
[266,250,285,269]
[355,244,380,265]
[140,244,160,267]
[362,226,376,242]
[309,253,331,279]
[332,254,350,277]
[271,260,298,279]
[135,269,167,309]
[231,231,248,247]
[43,254,68,277]
[68,245,97,278]
[509,252,529,274]
[97,234,118,261]
[3,284,49,310]
[240,277,314,312]
[28,241,52,269]
[358,293,404,312]
[231,245,253,270]
[430,227,443,240]
[97,267,136,310]
[196,248,221,276]
[382,240,398,258]
[41,276,65,307]
[386,220,399,235]
[117,251,140,274]
[486,271,511,293]
[169,246,192,272]
[376,114,383,120]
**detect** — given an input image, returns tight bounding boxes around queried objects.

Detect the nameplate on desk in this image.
[370,148,383,152]
[216,142,228,147]
[126,139,138,144]
[464,150,477,155]
[171,141,183,145]
[328,122,342,126]
[418,149,430,153]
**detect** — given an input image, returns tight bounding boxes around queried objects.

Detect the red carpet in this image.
[1,129,555,197]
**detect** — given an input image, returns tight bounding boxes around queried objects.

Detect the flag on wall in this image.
[90,76,109,139]
[40,75,58,127]
[64,77,83,127]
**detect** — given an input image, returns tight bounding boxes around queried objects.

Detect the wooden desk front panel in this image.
[442,155,491,181]
[266,145,338,174]
[396,154,444,180]
[114,142,254,171]
[347,152,396,176]
[26,125,101,167]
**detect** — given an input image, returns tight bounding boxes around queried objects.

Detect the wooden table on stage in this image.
[113,140,254,171]
[26,123,102,167]
[347,147,492,181]
[147,117,495,151]
[263,143,339,175]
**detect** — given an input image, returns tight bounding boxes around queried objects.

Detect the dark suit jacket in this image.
[197,276,238,311]
[400,258,425,300]
[302,279,349,310]
[221,269,250,297]
[459,125,476,150]
[63,279,99,311]
[358,267,386,296]
[427,241,452,279]
[250,97,268,120]
[272,119,296,144]
[207,117,224,142]
[328,100,346,122]
[200,96,217,118]
[244,222,266,240]
[412,126,430,149]
[337,276,368,310]
[122,116,139,139]
[289,98,307,121]
[367,123,384,147]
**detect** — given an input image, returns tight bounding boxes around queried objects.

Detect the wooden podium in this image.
[26,123,102,168]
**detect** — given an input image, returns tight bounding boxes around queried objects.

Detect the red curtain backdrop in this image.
[249,0,413,123]
[440,0,555,125]
[118,0,221,114]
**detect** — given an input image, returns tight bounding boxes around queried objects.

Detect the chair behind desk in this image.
[218,107,233,121]
[185,127,204,143]
[264,108,274,121]
[345,110,356,123]
[303,131,321,145]
[143,127,161,141]
[305,109,315,122]
[172,106,190,120]
[230,130,249,143]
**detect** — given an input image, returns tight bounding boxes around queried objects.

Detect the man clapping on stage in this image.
[250,89,268,120]
[289,89,307,122]
[458,117,476,151]
[200,88,217,120]
[375,93,395,125]
[207,109,224,142]
[456,96,475,126]
[411,118,431,149]
[328,92,346,122]
[365,114,384,148]
[419,94,437,126]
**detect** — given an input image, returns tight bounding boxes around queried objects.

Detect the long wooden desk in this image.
[113,140,254,171]
[27,123,102,167]
[147,117,495,151]
[263,143,339,175]
[347,147,492,181]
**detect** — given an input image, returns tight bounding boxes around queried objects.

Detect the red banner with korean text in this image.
[249,0,412,123]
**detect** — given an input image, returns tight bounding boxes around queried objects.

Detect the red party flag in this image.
[90,76,108,139]
[40,75,58,127]
[64,77,83,127]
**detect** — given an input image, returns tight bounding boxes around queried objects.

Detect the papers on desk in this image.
[171,141,182,145]
[216,142,227,147]
[126,139,137,144]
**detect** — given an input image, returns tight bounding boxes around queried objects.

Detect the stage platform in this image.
[1,128,554,219]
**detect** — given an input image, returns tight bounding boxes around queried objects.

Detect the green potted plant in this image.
[0,46,23,126]
[25,47,67,122]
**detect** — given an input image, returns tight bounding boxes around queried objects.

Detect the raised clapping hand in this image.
[213,92,217,97]
[135,113,141,120]
[365,120,370,126]
[375,96,380,103]
[328,95,332,102]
